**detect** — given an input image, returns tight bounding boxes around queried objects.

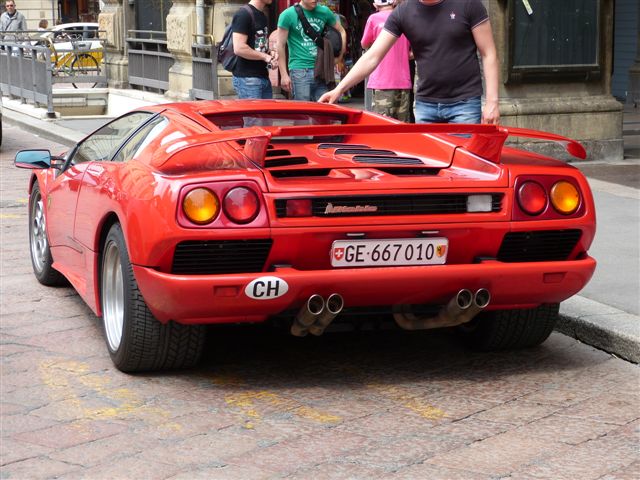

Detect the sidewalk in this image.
[2,96,639,363]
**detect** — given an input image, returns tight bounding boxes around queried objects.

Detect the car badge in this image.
[324,203,378,214]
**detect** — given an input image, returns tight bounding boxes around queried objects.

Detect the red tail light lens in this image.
[223,187,260,224]
[517,181,547,215]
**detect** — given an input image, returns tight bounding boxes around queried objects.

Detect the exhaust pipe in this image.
[393,288,490,330]
[309,293,344,336]
[455,288,491,325]
[290,294,324,337]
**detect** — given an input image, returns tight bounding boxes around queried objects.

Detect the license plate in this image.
[330,238,448,267]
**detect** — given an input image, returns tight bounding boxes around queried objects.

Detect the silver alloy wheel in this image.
[102,241,124,352]
[30,195,47,273]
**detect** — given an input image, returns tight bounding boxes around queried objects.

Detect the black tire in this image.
[28,183,67,286]
[71,54,99,88]
[457,303,559,351]
[100,223,205,372]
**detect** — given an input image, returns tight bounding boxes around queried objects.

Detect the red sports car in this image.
[15,100,596,372]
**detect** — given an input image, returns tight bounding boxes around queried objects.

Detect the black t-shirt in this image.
[385,0,488,103]
[231,4,269,78]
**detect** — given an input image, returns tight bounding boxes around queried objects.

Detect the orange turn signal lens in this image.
[550,181,580,215]
[183,188,219,224]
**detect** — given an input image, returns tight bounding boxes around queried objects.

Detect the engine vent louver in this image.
[171,239,273,274]
[335,148,396,156]
[318,143,370,149]
[497,230,581,262]
[266,149,292,157]
[275,193,503,217]
[353,155,424,165]
[264,156,309,168]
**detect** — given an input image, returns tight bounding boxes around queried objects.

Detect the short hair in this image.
[39,19,48,28]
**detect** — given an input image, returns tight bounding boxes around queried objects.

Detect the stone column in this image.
[628,11,640,107]
[165,0,196,100]
[98,0,129,88]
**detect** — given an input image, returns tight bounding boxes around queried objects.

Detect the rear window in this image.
[206,112,346,142]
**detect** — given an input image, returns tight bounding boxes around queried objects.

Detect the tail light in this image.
[550,181,580,215]
[517,181,547,215]
[183,188,220,224]
[223,187,260,224]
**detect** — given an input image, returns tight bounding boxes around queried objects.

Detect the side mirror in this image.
[15,150,52,169]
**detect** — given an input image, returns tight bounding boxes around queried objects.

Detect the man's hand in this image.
[482,100,500,124]
[318,89,342,104]
[280,73,291,92]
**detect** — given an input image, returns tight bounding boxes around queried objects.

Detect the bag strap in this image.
[294,4,323,49]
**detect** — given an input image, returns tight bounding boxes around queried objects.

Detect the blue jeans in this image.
[414,96,482,124]
[232,76,272,99]
[290,68,328,102]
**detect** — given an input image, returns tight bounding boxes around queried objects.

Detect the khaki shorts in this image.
[371,89,412,123]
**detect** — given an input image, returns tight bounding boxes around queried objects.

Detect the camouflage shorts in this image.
[371,89,412,122]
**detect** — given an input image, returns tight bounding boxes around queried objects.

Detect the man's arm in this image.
[472,21,500,124]
[277,27,291,92]
[318,29,397,103]
[334,18,347,61]
[233,31,272,62]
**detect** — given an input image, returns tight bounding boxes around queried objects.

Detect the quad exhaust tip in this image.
[291,293,344,337]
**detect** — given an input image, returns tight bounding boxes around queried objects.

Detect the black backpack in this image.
[294,4,342,58]
[217,5,255,72]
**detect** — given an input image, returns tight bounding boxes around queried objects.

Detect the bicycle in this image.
[46,34,101,88]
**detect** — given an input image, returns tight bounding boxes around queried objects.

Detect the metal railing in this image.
[191,34,219,100]
[126,30,174,93]
[0,31,107,116]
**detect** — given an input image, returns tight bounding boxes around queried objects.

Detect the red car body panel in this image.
[26,100,596,325]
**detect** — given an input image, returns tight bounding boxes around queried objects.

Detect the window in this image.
[71,112,155,164]
[113,116,168,162]
[506,0,603,83]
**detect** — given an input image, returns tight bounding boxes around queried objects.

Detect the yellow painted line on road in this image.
[366,383,447,420]
[223,387,342,426]
[39,359,181,431]
[0,213,22,219]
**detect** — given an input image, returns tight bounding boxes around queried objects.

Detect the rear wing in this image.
[153,123,586,172]
[250,123,586,165]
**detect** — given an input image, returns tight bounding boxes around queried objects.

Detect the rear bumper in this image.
[133,256,596,324]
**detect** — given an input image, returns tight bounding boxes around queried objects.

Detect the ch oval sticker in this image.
[245,276,289,300]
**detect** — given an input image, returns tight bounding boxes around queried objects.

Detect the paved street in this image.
[1,125,639,479]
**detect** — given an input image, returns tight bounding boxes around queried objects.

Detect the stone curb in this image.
[558,295,640,363]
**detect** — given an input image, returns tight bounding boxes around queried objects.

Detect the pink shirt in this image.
[361,10,412,90]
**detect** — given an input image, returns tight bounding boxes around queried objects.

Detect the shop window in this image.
[505,0,604,83]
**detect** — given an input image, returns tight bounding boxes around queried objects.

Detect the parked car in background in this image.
[14,100,597,373]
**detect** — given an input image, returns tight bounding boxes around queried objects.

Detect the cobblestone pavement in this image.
[1,126,639,479]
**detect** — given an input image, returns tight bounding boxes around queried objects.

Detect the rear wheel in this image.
[71,54,99,88]
[457,303,559,350]
[101,223,205,372]
[29,184,66,286]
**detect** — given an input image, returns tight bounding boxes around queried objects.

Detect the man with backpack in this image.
[230,0,277,99]
[277,0,346,101]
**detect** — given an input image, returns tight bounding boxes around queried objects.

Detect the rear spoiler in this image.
[251,123,587,164]
[153,123,586,170]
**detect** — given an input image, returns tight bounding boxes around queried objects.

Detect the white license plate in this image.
[330,238,448,267]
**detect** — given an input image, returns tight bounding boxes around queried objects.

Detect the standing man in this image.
[361,0,412,122]
[231,0,276,99]
[277,0,346,101]
[0,1,27,32]
[319,0,499,124]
